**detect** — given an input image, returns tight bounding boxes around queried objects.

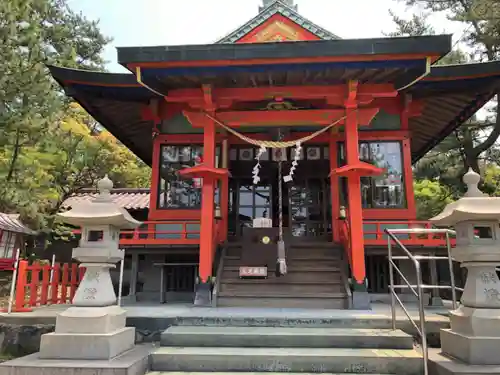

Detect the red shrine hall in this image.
[51,0,500,308]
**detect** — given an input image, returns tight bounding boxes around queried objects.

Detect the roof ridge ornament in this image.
[260,0,297,12]
[463,168,486,197]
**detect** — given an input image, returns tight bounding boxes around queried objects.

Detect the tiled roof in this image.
[0,213,37,235]
[62,188,150,210]
[218,0,340,44]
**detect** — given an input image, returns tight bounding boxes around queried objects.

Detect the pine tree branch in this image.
[473,98,500,155]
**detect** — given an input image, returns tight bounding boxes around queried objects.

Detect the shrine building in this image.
[50,0,500,308]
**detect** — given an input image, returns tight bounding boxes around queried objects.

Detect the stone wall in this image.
[0,319,167,357]
[0,324,54,357]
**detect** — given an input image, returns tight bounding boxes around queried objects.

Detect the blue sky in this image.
[67,0,465,73]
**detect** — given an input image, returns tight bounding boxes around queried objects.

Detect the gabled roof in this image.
[62,189,150,210]
[217,0,340,43]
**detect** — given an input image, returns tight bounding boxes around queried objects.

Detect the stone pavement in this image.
[0,301,450,324]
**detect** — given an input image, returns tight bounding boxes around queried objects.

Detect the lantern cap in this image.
[58,175,142,229]
[430,168,500,226]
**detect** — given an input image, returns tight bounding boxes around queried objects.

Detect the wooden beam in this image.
[165,84,398,106]
[183,108,379,128]
[128,53,439,69]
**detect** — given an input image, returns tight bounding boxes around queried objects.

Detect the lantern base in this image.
[438,306,500,366]
[0,344,150,375]
[39,305,135,360]
[449,305,500,337]
[441,329,500,366]
[429,349,500,375]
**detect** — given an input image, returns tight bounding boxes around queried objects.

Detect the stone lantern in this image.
[38,175,142,360]
[430,168,500,367]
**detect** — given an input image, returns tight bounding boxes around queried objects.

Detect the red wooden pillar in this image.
[343,81,369,308]
[219,138,229,242]
[196,85,217,305]
[329,132,340,242]
[401,96,417,219]
[149,138,161,220]
[344,108,366,284]
[147,100,162,220]
[199,121,216,281]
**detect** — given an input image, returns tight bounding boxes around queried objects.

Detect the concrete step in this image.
[217,296,348,309]
[223,266,341,272]
[224,247,342,258]
[160,327,414,349]
[150,347,423,374]
[147,373,393,375]
[221,269,341,283]
[173,312,397,329]
[219,281,345,294]
[218,290,346,299]
[223,253,341,260]
[223,258,341,267]
[221,278,342,285]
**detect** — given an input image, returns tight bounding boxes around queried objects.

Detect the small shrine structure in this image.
[0,213,36,269]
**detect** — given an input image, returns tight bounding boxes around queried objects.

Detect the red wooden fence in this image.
[6,260,85,312]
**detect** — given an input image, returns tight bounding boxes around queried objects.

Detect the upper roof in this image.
[117,35,448,68]
[116,36,449,95]
[218,0,339,43]
[48,58,500,165]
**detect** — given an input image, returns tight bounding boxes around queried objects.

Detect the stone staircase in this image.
[147,317,424,375]
[215,242,350,308]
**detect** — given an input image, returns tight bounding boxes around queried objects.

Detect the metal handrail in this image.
[337,244,353,308]
[385,227,458,375]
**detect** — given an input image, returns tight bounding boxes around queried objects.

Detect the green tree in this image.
[385,1,500,214]
[414,179,454,219]
[4,104,151,239]
[0,1,151,235]
[388,0,500,174]
[0,0,111,199]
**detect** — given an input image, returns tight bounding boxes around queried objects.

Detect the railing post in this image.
[29,263,40,307]
[182,222,187,241]
[7,249,20,314]
[415,260,429,375]
[117,250,125,306]
[69,263,79,301]
[50,264,60,304]
[446,231,458,310]
[61,263,69,304]
[14,260,31,312]
[387,236,396,331]
[40,264,50,305]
